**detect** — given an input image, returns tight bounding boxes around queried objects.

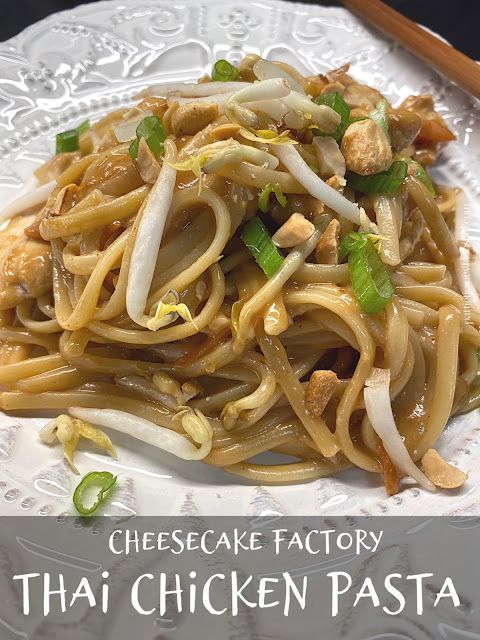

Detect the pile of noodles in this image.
[0,55,479,494]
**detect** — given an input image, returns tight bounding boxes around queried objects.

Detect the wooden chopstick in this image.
[341,0,480,99]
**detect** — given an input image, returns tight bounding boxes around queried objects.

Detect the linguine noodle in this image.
[0,56,478,495]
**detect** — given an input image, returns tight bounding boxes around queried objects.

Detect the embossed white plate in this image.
[0,0,479,516]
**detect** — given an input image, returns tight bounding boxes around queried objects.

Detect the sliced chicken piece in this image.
[0,216,52,310]
[400,94,455,143]
[343,83,387,111]
[388,109,422,152]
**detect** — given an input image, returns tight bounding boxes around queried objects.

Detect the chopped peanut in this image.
[305,370,339,417]
[272,213,315,248]
[313,136,346,179]
[136,137,161,184]
[421,449,468,489]
[315,219,340,265]
[326,175,346,192]
[170,102,219,137]
[341,118,392,176]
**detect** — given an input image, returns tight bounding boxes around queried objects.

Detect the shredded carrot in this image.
[176,326,231,366]
[377,440,402,496]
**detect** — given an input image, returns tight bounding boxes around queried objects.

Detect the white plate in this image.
[0,0,479,516]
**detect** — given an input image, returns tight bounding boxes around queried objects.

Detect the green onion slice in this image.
[55,120,90,154]
[73,471,117,516]
[258,182,287,213]
[370,99,389,135]
[241,216,284,278]
[314,92,350,141]
[129,138,140,162]
[129,115,166,161]
[76,119,90,135]
[211,59,240,82]
[339,232,395,314]
[346,160,408,194]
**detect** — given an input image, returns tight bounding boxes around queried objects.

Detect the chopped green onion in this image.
[314,92,350,141]
[76,119,90,135]
[55,120,90,154]
[73,471,117,516]
[347,160,408,194]
[338,231,367,262]
[129,138,140,161]
[370,99,389,135]
[56,130,79,154]
[129,115,166,161]
[258,182,287,213]
[241,216,284,278]
[211,59,240,82]
[411,162,436,196]
[136,115,166,156]
[339,232,394,314]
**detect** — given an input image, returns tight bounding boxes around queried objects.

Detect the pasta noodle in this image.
[0,55,478,495]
